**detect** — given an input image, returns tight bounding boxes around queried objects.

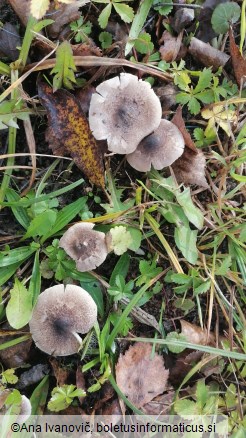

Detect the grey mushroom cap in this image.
[126,119,185,172]
[89,73,162,154]
[29,284,97,356]
[59,222,108,272]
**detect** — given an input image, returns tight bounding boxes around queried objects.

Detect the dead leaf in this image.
[7,0,31,26]
[188,37,230,70]
[169,350,204,384]
[75,85,96,115]
[76,366,87,404]
[171,147,208,188]
[229,28,246,87]
[171,8,194,33]
[71,43,102,58]
[49,358,70,387]
[0,23,21,61]
[47,0,89,38]
[38,80,105,188]
[154,84,177,112]
[101,399,122,420]
[171,106,197,153]
[159,31,183,62]
[180,320,216,345]
[142,390,175,415]
[0,325,32,368]
[115,342,169,408]
[94,382,115,411]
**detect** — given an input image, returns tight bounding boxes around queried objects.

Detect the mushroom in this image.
[59,222,108,272]
[89,73,162,154]
[29,284,97,356]
[126,119,185,172]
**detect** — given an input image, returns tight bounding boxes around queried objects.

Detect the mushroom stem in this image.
[71,331,82,347]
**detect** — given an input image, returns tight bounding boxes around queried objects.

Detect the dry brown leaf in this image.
[142,390,175,415]
[71,43,102,58]
[7,0,31,26]
[188,37,230,70]
[115,342,169,408]
[76,366,87,404]
[169,350,204,384]
[49,358,70,387]
[229,28,246,87]
[180,320,216,345]
[171,106,197,153]
[159,31,183,62]
[171,146,208,188]
[38,80,105,188]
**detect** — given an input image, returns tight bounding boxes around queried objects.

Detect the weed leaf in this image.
[6,278,33,329]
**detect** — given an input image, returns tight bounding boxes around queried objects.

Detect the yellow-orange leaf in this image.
[38,80,105,188]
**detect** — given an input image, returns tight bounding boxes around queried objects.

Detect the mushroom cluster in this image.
[88,73,185,171]
[29,284,97,356]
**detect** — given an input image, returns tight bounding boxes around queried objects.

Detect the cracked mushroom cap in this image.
[126,119,185,172]
[29,284,97,356]
[89,73,162,154]
[59,222,108,272]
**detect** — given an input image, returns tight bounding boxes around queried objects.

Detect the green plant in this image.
[99,31,112,48]
[93,0,134,29]
[211,1,241,35]
[48,385,86,412]
[70,16,92,43]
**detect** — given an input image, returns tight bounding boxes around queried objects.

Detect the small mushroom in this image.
[29,284,97,356]
[126,119,185,172]
[59,222,108,272]
[89,73,162,154]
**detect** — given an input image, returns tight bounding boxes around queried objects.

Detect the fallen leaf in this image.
[38,80,105,188]
[7,0,31,25]
[94,382,115,411]
[101,399,122,419]
[171,106,197,153]
[171,147,208,188]
[229,27,246,87]
[76,366,87,404]
[180,320,216,345]
[169,350,204,384]
[71,43,102,58]
[201,104,237,137]
[142,390,175,415]
[50,358,70,387]
[171,8,194,33]
[188,37,230,70]
[0,325,32,369]
[0,23,21,61]
[116,342,169,408]
[76,85,96,115]
[159,30,183,62]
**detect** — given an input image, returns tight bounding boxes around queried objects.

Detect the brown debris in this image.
[159,30,183,62]
[116,342,169,408]
[171,106,197,153]
[188,37,230,70]
[171,146,208,188]
[38,80,105,188]
[229,28,246,87]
